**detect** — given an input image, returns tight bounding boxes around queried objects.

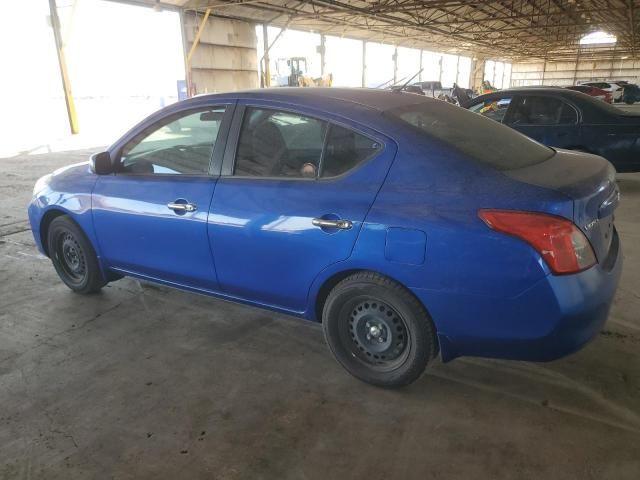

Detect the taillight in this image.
[479,209,596,275]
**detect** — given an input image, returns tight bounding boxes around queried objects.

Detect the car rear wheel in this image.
[322,272,437,388]
[47,215,105,294]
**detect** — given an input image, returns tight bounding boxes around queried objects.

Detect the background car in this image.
[621,83,640,104]
[466,87,640,172]
[409,81,474,105]
[566,85,612,103]
[29,88,622,388]
[578,81,624,102]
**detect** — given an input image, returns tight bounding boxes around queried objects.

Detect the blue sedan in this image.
[28,88,622,387]
[466,87,640,172]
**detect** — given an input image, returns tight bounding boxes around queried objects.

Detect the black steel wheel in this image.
[47,215,105,294]
[56,231,87,284]
[346,299,410,371]
[323,272,438,388]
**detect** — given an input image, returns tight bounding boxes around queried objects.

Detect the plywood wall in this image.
[511,58,640,87]
[183,13,258,93]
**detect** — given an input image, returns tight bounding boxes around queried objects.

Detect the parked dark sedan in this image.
[466,87,640,172]
[622,84,640,104]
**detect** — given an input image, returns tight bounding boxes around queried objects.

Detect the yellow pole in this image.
[49,0,79,134]
[187,8,211,67]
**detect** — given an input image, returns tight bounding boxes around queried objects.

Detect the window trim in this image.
[221,103,385,182]
[112,103,235,178]
[505,95,580,127]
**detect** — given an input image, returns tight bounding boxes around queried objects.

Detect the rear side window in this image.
[321,124,381,178]
[233,107,381,179]
[388,100,554,170]
[510,96,577,125]
[234,108,327,178]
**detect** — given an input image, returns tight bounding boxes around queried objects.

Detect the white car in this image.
[579,81,624,102]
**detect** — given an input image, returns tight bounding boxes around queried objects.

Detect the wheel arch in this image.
[39,208,69,257]
[313,269,362,322]
[312,268,435,332]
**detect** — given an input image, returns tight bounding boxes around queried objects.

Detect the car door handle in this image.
[167,202,197,212]
[312,218,352,230]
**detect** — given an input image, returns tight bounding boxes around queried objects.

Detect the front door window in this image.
[119,107,226,175]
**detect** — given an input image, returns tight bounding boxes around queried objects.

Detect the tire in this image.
[625,99,634,105]
[47,215,106,294]
[322,272,438,388]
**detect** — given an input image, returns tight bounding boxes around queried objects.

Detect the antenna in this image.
[376,76,404,89]
[396,68,423,91]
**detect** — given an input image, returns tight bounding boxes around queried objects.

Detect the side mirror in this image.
[90,151,113,175]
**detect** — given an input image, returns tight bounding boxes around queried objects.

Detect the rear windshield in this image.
[387,100,555,170]
[571,90,638,116]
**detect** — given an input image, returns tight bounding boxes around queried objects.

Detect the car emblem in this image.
[585,219,599,230]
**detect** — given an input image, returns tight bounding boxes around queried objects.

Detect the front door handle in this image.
[167,202,197,213]
[312,218,352,230]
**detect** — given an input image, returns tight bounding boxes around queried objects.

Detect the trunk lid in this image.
[505,149,619,263]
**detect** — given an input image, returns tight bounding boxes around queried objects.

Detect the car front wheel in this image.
[47,215,105,294]
[322,272,438,388]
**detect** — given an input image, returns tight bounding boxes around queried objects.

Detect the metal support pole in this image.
[262,24,271,87]
[319,34,326,76]
[541,58,547,86]
[179,9,192,95]
[438,55,443,83]
[361,41,366,87]
[49,0,79,134]
[186,8,211,67]
[393,46,398,84]
[185,8,211,95]
[259,19,291,87]
[419,49,423,82]
[572,47,581,85]
[455,55,460,85]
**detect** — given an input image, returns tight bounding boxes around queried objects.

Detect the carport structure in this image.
[164,0,638,60]
[106,1,640,93]
[47,0,637,133]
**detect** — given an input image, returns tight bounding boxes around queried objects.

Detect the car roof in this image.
[474,86,588,101]
[191,87,432,112]
[502,86,574,93]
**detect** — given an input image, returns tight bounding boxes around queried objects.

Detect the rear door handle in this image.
[167,202,197,213]
[312,218,352,230]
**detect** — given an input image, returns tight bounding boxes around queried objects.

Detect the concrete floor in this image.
[1,147,639,480]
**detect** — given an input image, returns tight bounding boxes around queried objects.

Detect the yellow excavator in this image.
[272,57,332,87]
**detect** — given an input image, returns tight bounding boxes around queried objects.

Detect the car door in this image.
[208,102,396,311]
[504,95,580,148]
[92,103,234,289]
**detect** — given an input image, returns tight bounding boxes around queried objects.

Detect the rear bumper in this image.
[413,232,622,362]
